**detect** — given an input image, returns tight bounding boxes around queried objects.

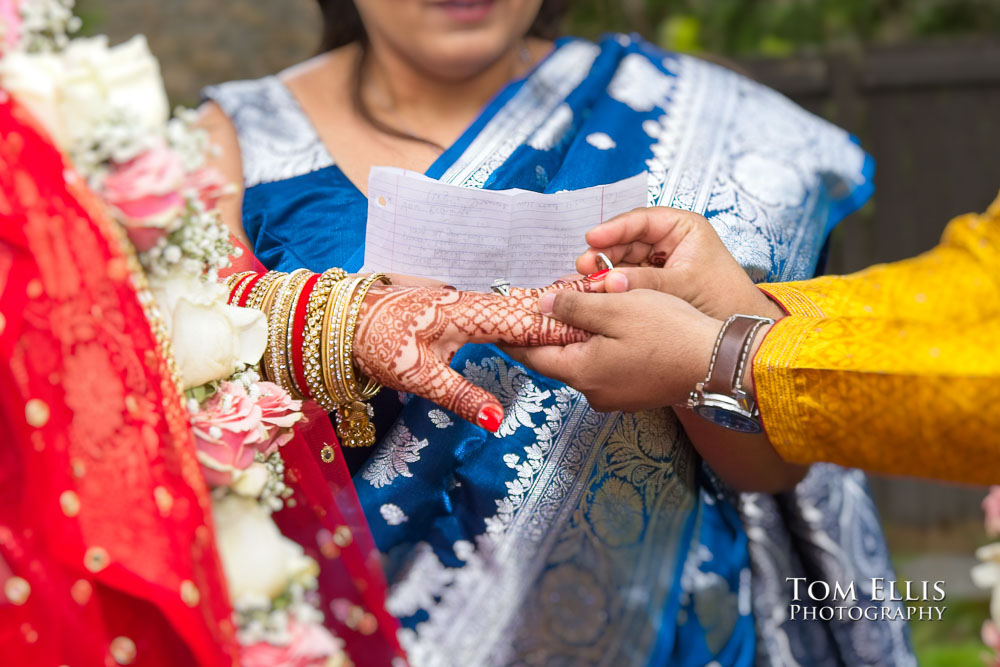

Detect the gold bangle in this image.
[320,277,356,411]
[240,270,286,382]
[267,268,311,394]
[332,273,390,448]
[258,272,288,315]
[225,270,253,293]
[259,273,288,382]
[229,271,258,305]
[325,276,364,405]
[334,277,360,401]
[247,271,284,313]
[258,273,289,381]
[303,269,347,408]
[340,272,390,401]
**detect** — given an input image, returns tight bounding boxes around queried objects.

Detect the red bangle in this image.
[237,273,266,307]
[291,273,320,399]
[228,273,255,304]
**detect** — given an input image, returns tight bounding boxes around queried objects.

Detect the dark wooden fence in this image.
[745,41,1000,533]
[746,40,1000,272]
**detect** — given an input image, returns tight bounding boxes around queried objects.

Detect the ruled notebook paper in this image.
[363,167,647,292]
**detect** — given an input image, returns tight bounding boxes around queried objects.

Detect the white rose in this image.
[0,49,64,142]
[212,494,320,609]
[150,270,266,389]
[231,462,270,498]
[0,34,168,149]
[76,35,169,131]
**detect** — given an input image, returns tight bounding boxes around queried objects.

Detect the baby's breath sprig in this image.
[18,0,81,53]
[167,107,215,172]
[139,198,238,281]
[70,108,155,190]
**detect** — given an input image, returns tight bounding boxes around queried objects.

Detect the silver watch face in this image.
[692,404,763,434]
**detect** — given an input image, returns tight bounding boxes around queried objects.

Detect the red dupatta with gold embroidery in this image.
[0,95,401,666]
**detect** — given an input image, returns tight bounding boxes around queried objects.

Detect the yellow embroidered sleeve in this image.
[752,192,1000,485]
[755,315,1000,484]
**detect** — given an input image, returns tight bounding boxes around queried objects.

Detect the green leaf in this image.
[657,14,703,53]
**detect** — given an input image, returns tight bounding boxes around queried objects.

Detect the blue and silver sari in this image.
[206,34,914,666]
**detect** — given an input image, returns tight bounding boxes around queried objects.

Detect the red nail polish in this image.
[477,405,503,432]
[587,269,610,280]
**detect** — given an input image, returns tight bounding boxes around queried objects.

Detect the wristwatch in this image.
[687,314,774,433]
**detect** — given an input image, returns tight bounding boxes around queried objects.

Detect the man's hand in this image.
[507,284,807,493]
[505,288,722,412]
[577,207,784,320]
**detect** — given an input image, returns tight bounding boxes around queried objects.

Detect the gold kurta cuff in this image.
[752,316,824,465]
[758,283,825,318]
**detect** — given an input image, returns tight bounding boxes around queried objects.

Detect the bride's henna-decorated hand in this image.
[353,278,603,432]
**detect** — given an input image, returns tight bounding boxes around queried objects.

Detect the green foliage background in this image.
[565,0,1000,57]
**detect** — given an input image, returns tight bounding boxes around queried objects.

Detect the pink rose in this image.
[984,620,1000,665]
[986,620,1000,650]
[240,619,344,667]
[192,382,268,487]
[0,1,20,55]
[985,487,1000,536]
[255,381,304,456]
[184,166,231,211]
[102,139,186,251]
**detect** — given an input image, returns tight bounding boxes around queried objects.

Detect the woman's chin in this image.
[405,37,522,81]
[367,1,538,79]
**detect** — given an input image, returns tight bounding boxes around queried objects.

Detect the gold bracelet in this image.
[334,277,362,402]
[241,271,285,381]
[325,276,364,406]
[229,271,258,306]
[303,269,348,409]
[332,273,390,448]
[246,271,284,313]
[258,273,286,315]
[267,268,311,394]
[340,272,390,402]
[259,273,288,383]
[320,277,356,411]
[258,273,289,381]
[225,270,254,294]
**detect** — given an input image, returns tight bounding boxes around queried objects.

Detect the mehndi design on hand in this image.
[352,278,601,431]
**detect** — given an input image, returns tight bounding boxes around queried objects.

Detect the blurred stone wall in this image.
[79,0,321,104]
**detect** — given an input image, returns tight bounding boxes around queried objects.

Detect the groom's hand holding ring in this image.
[576,207,784,321]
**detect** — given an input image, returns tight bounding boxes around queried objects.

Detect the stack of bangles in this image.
[224,269,392,450]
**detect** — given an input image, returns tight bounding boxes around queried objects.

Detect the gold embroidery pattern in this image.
[514,407,696,662]
[757,283,824,317]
